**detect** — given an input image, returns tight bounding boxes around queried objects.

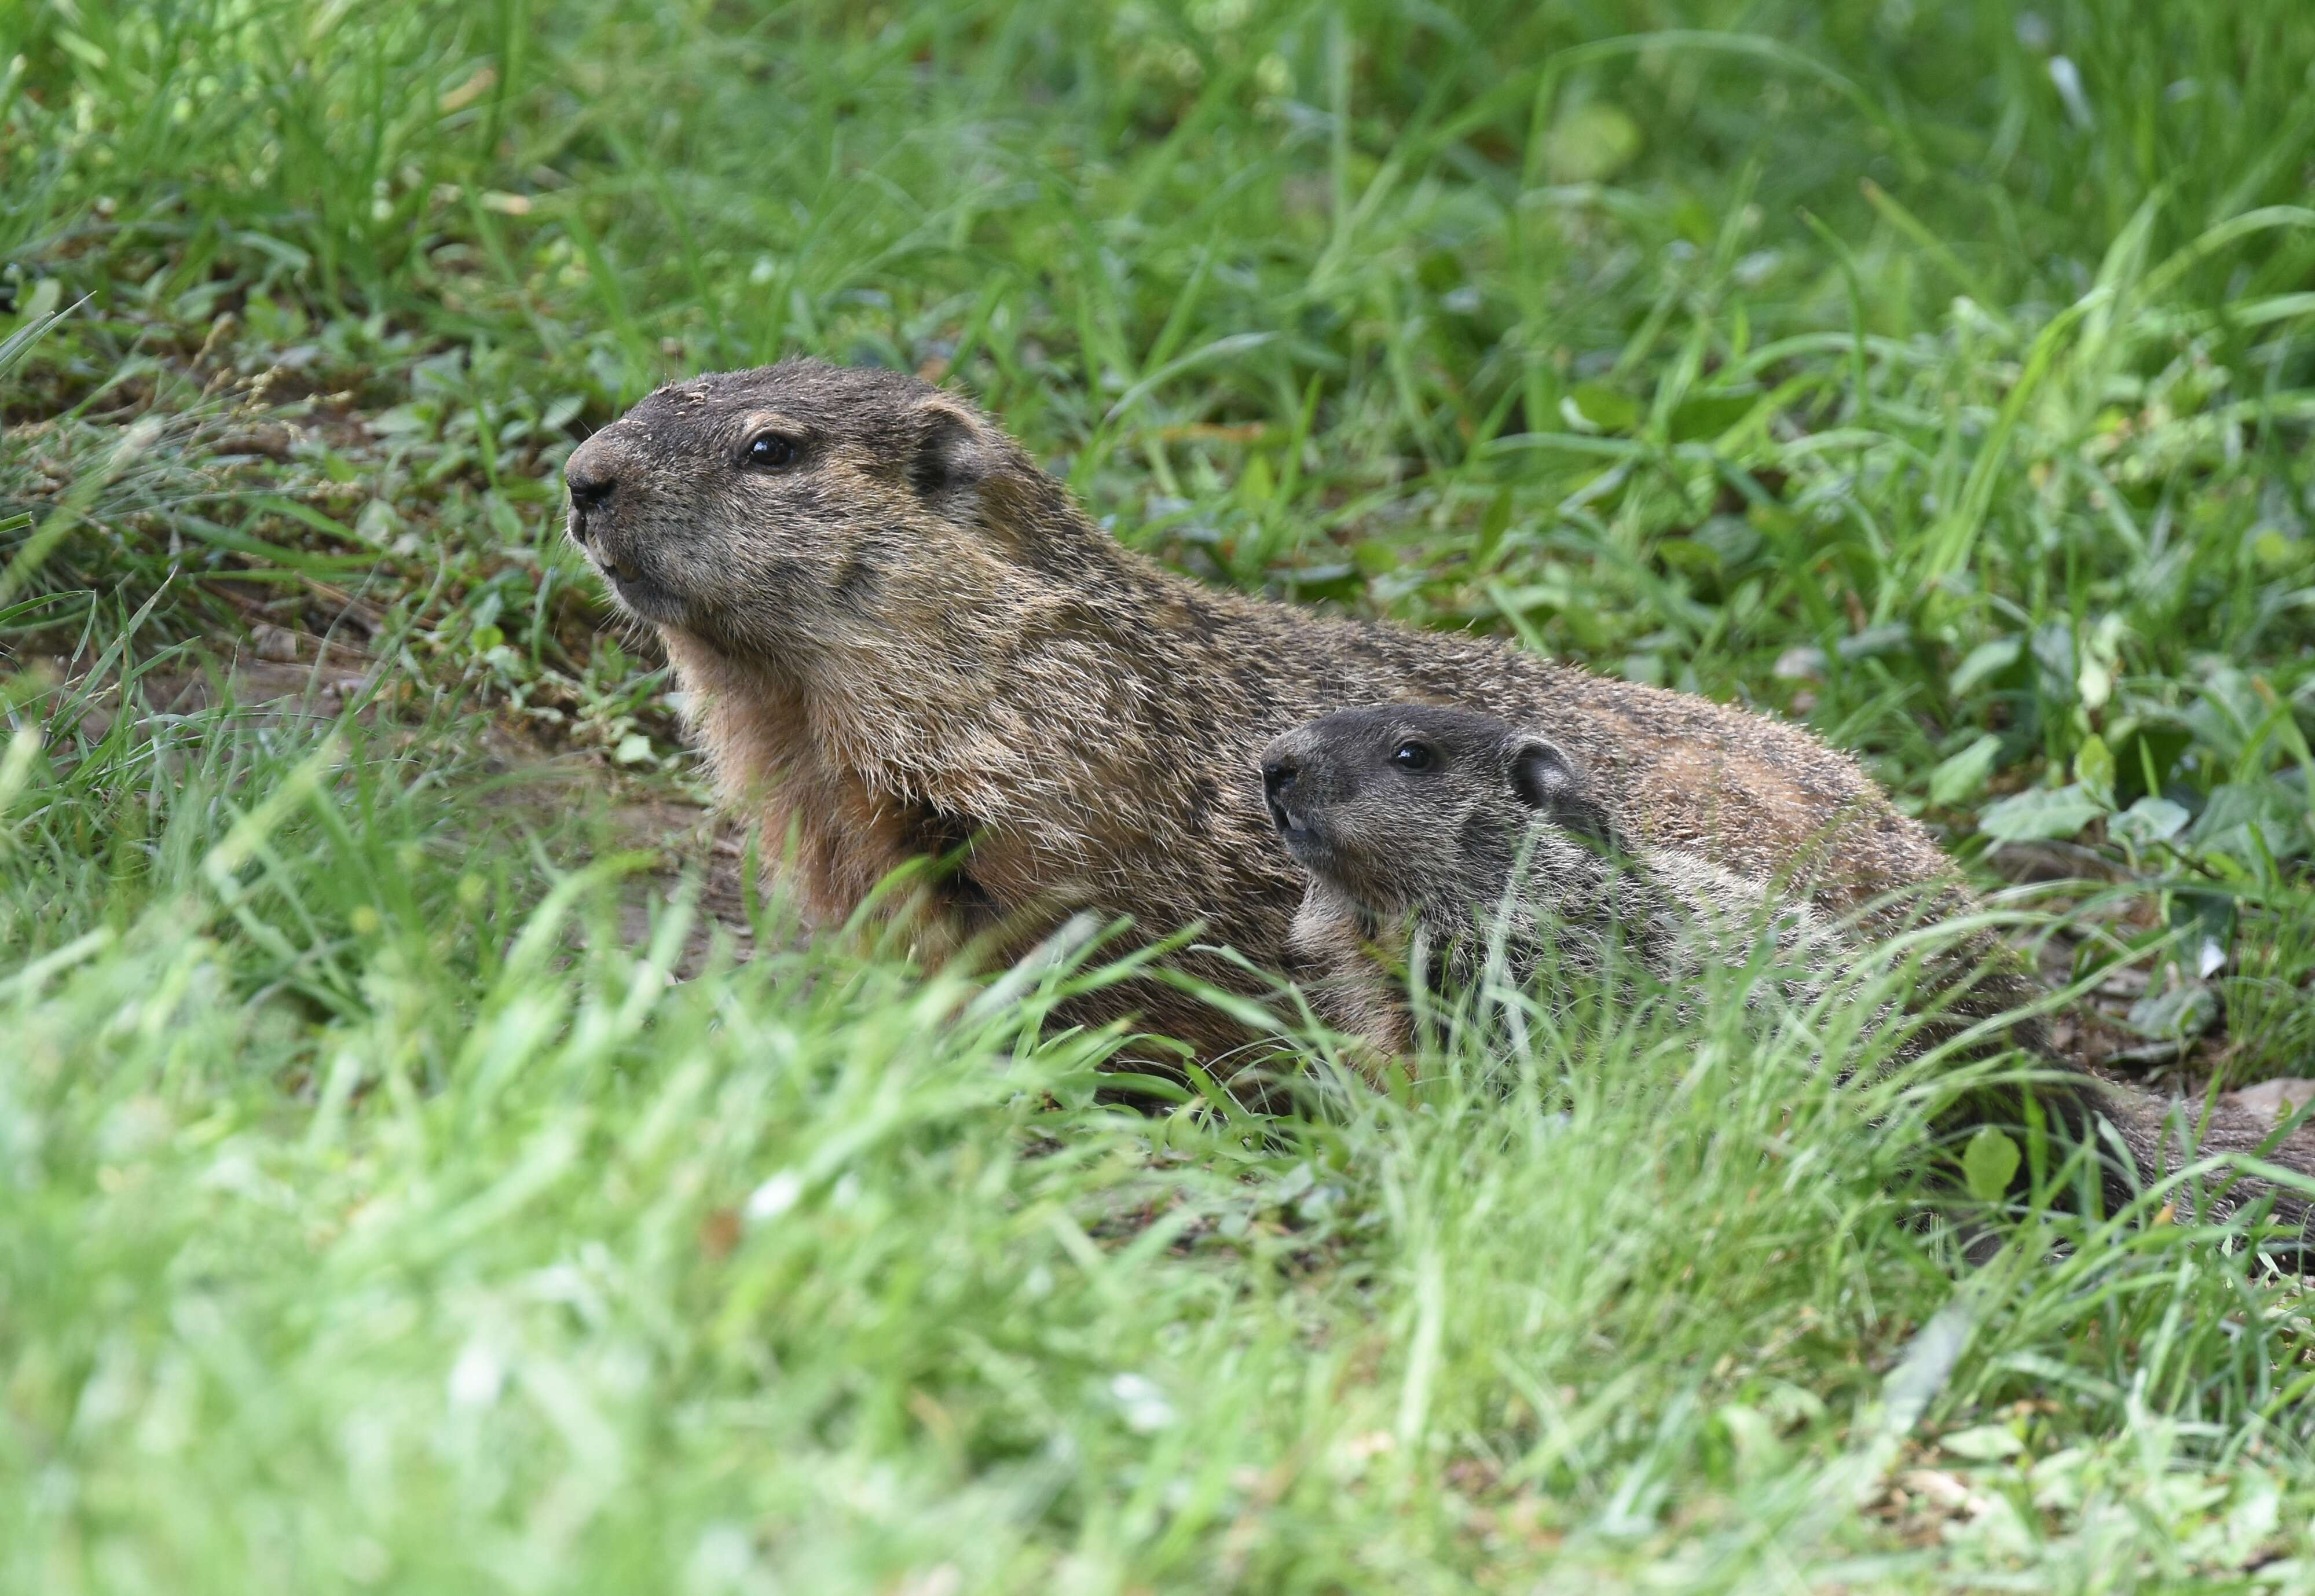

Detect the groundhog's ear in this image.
[910,400,987,504]
[1510,737,1611,847]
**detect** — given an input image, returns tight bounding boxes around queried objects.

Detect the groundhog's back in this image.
[1115,566,1962,941]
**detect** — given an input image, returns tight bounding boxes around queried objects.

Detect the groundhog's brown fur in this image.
[563,358,1966,1057]
[1264,703,2315,1238]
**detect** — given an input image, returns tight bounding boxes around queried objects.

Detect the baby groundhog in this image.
[1261,705,1827,1058]
[1264,704,2315,1238]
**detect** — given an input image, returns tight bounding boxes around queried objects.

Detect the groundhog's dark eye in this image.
[745,431,798,470]
[1391,740,1437,772]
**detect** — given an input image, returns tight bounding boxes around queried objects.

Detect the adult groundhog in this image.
[1259,704,1828,1058]
[562,358,1966,1059]
[565,358,2314,1232]
[555,358,2315,1230]
[1262,703,2315,1235]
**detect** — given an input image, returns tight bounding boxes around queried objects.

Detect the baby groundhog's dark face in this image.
[561,358,1014,654]
[1258,705,1613,916]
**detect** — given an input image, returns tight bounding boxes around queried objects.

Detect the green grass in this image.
[7,1,2315,1588]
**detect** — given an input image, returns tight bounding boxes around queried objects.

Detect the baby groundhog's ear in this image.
[909,398,989,504]
[1508,736,1613,849]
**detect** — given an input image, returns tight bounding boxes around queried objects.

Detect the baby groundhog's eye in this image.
[1391,740,1437,772]
[745,431,799,470]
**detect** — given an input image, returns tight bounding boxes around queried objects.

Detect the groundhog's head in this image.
[1259,705,1616,917]
[562,359,1063,658]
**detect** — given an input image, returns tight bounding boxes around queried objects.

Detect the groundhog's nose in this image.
[564,434,623,518]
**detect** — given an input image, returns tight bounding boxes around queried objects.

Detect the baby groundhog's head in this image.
[562,358,1054,656]
[1258,705,1618,920]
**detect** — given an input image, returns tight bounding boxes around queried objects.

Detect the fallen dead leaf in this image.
[1896,1467,1996,1519]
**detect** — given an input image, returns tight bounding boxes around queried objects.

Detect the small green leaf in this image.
[18,276,63,325]
[485,493,525,545]
[1564,381,1639,434]
[1950,636,2022,696]
[1837,622,1913,661]
[1977,783,2104,843]
[1694,515,1761,568]
[1929,734,2001,807]
[2077,658,2113,711]
[1940,1422,2025,1461]
[354,498,400,544]
[2189,782,2309,864]
[2074,733,2115,805]
[1658,537,1721,576]
[1239,452,1274,505]
[1475,490,1515,568]
[1545,102,1644,184]
[1963,1126,2021,1204]
[1668,390,1756,442]
[2126,982,2218,1041]
[2110,795,2189,850]
[2167,890,2238,980]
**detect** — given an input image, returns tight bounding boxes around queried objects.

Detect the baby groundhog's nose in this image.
[1261,754,1300,830]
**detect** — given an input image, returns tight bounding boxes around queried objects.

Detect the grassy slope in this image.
[5,1,2315,1589]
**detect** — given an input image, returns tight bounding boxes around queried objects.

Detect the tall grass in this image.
[6,672,2311,1591]
[6,0,2315,1588]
